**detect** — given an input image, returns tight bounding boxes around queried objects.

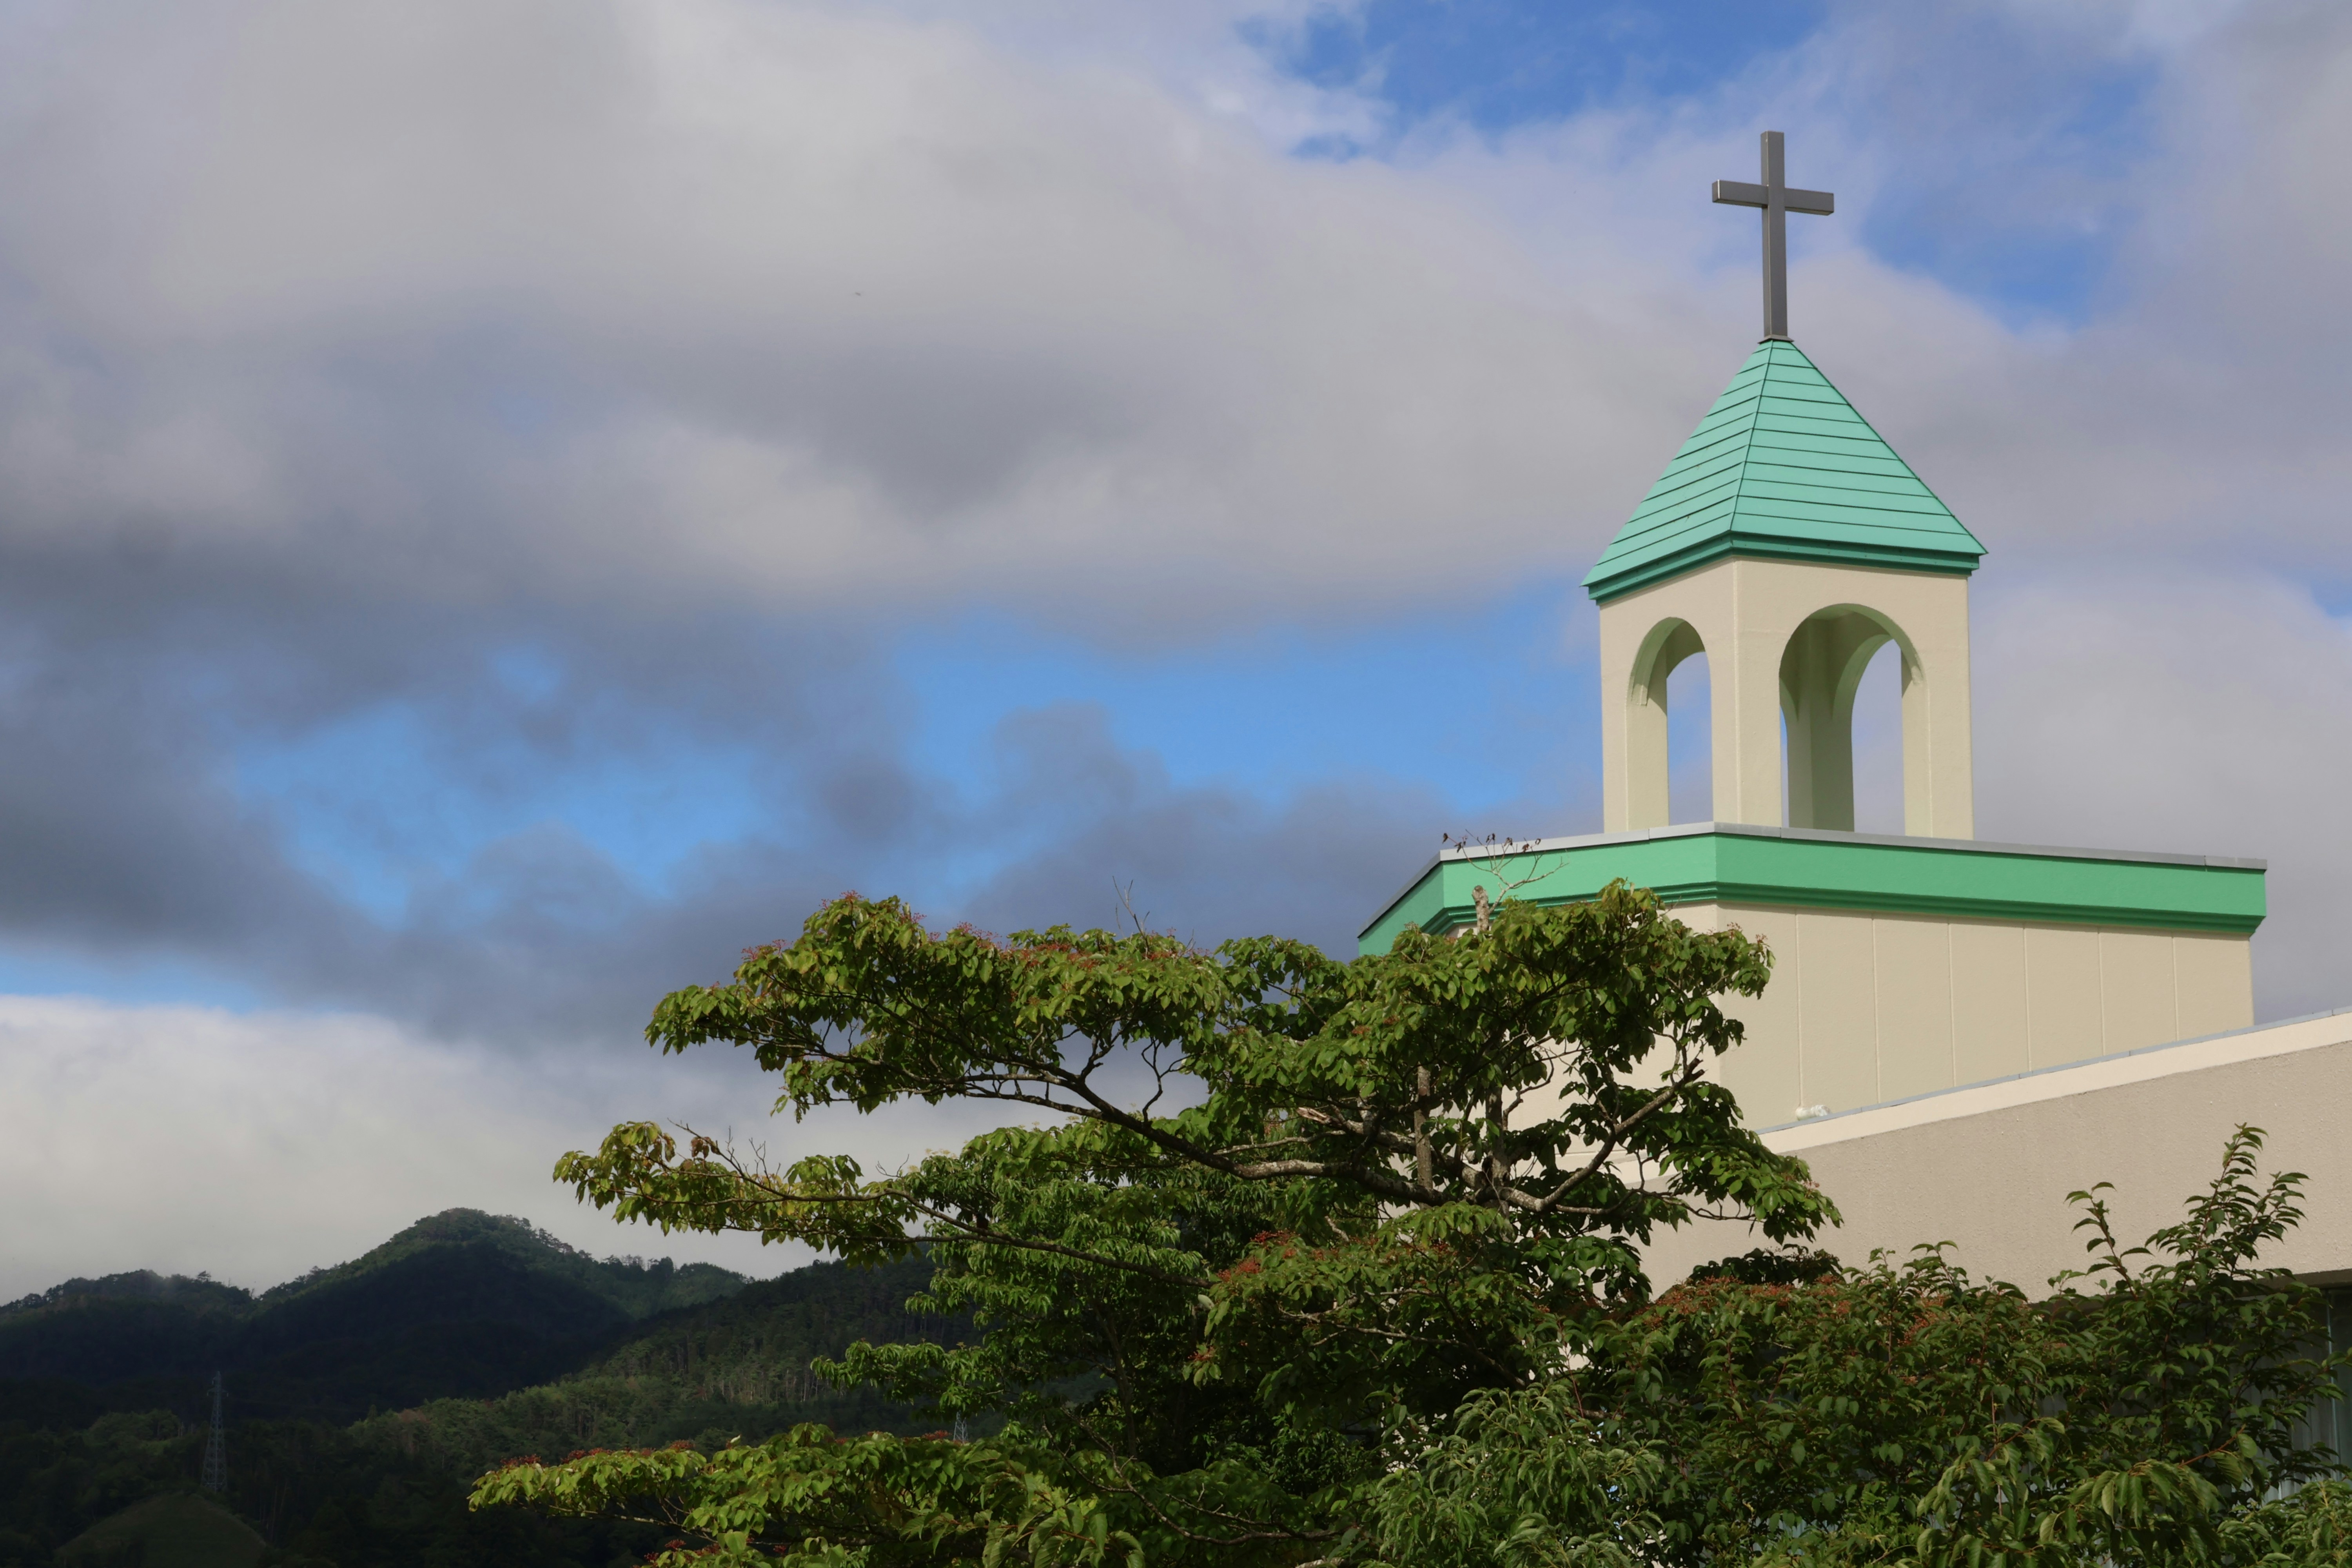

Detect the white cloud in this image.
[0,0,2340,639]
[0,993,1012,1297]
[0,0,1656,628]
[1970,570,2352,1022]
[0,3,1878,630]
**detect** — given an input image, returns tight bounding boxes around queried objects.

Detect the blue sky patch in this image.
[1251,0,1824,145]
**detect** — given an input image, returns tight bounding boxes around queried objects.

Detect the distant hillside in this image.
[0,1401,667,1566]
[254,1208,743,1322]
[0,1210,748,1423]
[588,1244,953,1399]
[354,1251,959,1476]
[55,1490,265,1567]
[0,1225,953,1567]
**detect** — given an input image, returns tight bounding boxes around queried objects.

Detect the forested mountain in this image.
[351,1250,957,1479]
[0,1210,746,1423]
[0,1214,945,1566]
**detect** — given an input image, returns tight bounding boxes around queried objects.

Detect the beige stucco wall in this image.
[1644,1009,2352,1293]
[1597,558,1975,838]
[1672,901,2254,1125]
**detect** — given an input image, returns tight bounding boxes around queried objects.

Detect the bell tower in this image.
[1590,337,1982,840]
[1359,132,2263,1129]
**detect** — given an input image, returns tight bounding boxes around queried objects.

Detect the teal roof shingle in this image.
[1583,339,1985,603]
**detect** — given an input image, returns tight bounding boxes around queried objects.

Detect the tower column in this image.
[1719,566,1790,826]
[1901,599,1975,839]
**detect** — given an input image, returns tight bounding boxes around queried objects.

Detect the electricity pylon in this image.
[200,1372,227,1492]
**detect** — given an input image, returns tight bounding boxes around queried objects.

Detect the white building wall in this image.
[1647,1009,2352,1293]
[1670,902,2254,1125]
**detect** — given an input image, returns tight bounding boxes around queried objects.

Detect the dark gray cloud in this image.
[0,556,1449,1044]
[956,703,1446,955]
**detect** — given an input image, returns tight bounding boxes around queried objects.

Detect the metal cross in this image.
[1712,130,1833,341]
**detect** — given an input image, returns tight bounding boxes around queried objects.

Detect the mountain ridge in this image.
[0,1212,946,1566]
[0,1209,752,1421]
[4,1208,745,1322]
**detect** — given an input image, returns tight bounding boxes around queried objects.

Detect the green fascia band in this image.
[1584,538,1980,605]
[1357,829,2267,956]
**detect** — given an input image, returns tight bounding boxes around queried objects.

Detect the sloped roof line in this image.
[1583,339,1986,604]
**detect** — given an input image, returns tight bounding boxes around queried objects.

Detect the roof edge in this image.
[1584,535,1983,604]
[1358,823,2267,949]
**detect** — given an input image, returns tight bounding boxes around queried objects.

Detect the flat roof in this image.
[1362,822,2267,950]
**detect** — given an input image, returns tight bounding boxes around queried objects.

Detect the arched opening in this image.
[1848,641,1904,833]
[1668,651,1713,825]
[1625,617,1710,829]
[1778,605,1918,833]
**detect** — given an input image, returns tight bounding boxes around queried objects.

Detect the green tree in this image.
[472,888,2349,1566]
[1373,1127,2349,1568]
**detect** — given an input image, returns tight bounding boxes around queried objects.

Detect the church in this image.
[1358,132,2352,1417]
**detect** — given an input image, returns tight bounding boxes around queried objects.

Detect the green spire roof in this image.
[1584,339,1985,603]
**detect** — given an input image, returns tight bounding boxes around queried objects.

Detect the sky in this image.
[3,0,2350,1296]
